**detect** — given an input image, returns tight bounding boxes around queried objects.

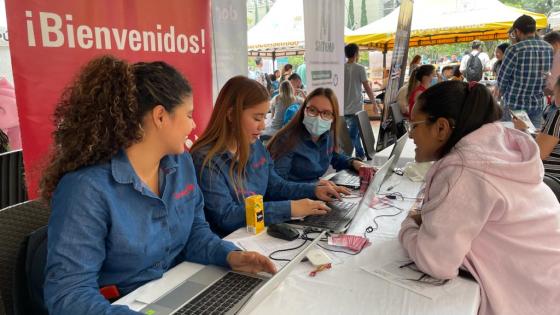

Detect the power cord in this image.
[268,228,367,262]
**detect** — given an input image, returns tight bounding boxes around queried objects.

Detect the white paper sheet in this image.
[361,261,460,300]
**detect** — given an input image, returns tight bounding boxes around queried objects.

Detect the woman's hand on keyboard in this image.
[318,179,335,187]
[227,251,277,274]
[315,184,344,201]
[332,184,352,196]
[291,199,331,217]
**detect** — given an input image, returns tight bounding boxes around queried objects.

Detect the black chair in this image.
[336,118,354,156]
[389,102,407,139]
[0,200,50,315]
[543,174,560,202]
[355,110,376,160]
[13,226,48,315]
[0,295,5,315]
[0,150,28,209]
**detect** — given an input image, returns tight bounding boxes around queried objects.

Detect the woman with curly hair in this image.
[41,56,275,315]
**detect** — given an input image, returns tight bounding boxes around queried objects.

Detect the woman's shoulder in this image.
[190,145,212,163]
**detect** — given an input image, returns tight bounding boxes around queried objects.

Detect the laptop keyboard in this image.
[303,200,358,228]
[333,172,360,187]
[173,272,264,315]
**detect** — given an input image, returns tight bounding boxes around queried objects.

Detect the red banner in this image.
[5,0,213,199]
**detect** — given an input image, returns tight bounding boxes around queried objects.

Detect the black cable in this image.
[268,238,308,262]
[363,210,404,237]
[268,228,323,261]
[268,229,367,261]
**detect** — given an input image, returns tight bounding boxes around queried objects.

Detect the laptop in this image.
[330,132,408,189]
[382,132,409,183]
[139,231,326,315]
[289,156,395,233]
[330,169,360,189]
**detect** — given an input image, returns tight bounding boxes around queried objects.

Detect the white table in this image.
[373,137,416,168]
[115,174,480,315]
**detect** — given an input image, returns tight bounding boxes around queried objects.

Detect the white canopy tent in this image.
[248,0,351,60]
[549,11,560,30]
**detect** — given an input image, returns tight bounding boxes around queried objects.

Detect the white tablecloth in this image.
[116,174,480,315]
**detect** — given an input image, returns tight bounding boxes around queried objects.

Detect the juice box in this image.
[245,195,264,234]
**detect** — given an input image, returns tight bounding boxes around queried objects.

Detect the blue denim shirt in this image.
[44,150,237,315]
[192,140,316,237]
[271,130,353,183]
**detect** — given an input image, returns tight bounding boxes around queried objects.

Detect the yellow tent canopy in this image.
[345,0,547,51]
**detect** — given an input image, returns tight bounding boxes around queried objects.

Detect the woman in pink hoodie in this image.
[399,80,560,315]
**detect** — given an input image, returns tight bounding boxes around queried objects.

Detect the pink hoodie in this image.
[399,122,560,315]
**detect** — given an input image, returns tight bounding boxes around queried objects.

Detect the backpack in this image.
[465,52,483,82]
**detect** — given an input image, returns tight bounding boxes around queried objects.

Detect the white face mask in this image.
[303,112,332,137]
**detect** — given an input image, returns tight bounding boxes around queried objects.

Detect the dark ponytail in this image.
[415,80,502,158]
[407,64,435,99]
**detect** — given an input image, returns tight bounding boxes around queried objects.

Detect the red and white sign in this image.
[5,0,213,198]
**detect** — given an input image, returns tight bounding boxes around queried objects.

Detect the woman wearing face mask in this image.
[400,80,560,315]
[407,64,436,116]
[191,77,343,237]
[267,88,367,183]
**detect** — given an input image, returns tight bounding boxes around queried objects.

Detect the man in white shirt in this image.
[459,40,490,80]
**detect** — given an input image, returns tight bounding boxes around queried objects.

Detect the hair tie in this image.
[468,81,477,91]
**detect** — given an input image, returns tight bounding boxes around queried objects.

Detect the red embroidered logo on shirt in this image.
[252,157,266,169]
[174,184,194,199]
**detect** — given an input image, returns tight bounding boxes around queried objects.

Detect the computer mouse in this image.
[266,224,300,241]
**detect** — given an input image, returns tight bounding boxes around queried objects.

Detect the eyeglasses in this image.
[306,106,334,121]
[405,120,427,133]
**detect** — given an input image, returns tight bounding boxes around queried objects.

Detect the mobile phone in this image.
[509,109,517,120]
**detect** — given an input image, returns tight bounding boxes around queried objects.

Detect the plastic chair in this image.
[389,102,407,139]
[13,226,48,315]
[0,150,28,209]
[355,110,376,160]
[336,119,354,156]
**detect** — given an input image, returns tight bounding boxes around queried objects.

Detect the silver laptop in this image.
[382,132,409,183]
[331,133,407,189]
[289,156,395,233]
[139,231,326,315]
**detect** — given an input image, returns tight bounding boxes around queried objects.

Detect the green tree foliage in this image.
[254,0,259,24]
[360,0,368,27]
[501,0,558,14]
[348,0,355,29]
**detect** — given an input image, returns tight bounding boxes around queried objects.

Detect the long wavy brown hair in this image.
[190,76,269,195]
[267,87,340,159]
[40,55,191,202]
